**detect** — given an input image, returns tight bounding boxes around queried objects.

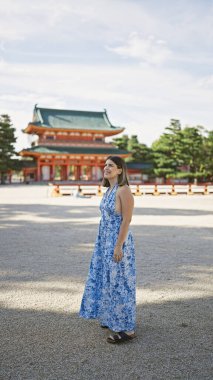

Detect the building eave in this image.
[19,145,131,158]
[23,124,124,136]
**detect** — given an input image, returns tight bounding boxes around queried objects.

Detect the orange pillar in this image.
[66,158,70,180]
[50,165,53,181]
[95,157,99,181]
[49,157,54,181]
[65,165,68,180]
[37,158,41,181]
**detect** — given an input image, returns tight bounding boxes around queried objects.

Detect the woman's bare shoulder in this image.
[118,185,133,197]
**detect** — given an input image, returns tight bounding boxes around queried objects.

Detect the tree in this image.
[203,130,213,181]
[152,119,183,180]
[0,114,17,183]
[113,134,153,163]
[152,119,210,182]
[112,134,129,150]
[179,126,206,181]
[126,135,151,163]
[113,121,212,182]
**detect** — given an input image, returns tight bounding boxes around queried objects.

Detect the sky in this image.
[0,0,213,151]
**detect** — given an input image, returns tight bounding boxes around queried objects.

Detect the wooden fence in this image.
[48,183,213,197]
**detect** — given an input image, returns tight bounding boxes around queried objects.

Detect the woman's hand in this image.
[113,245,123,262]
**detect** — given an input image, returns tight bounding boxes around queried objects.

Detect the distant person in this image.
[79,156,136,344]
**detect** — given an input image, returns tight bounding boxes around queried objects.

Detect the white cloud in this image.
[198,75,213,89]
[108,32,172,64]
[0,0,213,67]
[0,0,212,151]
[0,61,212,151]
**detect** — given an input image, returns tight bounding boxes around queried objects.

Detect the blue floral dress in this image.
[79,184,136,332]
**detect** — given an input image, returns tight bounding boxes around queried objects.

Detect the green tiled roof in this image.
[31,105,123,131]
[126,162,153,169]
[22,145,130,155]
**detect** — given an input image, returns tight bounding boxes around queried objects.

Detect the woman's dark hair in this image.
[102,156,129,187]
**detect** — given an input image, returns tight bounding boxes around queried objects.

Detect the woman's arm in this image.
[113,186,134,262]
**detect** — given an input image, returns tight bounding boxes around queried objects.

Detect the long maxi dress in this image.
[79,184,136,332]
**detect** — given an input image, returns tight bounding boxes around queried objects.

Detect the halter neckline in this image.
[106,183,118,198]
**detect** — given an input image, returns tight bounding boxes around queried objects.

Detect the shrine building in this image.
[20,105,131,182]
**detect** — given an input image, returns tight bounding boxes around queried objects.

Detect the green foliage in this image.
[1,113,212,184]
[112,134,129,150]
[127,135,153,163]
[0,114,17,183]
[112,134,153,166]
[152,119,212,181]
[113,123,213,181]
[203,130,213,181]
[180,126,205,173]
[152,119,182,178]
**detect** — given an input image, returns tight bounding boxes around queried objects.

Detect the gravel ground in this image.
[0,185,212,380]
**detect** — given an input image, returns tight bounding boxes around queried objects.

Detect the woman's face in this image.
[103,159,122,180]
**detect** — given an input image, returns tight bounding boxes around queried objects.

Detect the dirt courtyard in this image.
[0,185,212,380]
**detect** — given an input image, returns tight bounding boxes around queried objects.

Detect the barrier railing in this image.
[48,183,213,197]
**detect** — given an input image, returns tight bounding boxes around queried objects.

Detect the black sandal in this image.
[107,331,136,344]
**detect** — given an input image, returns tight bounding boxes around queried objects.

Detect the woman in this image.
[79,156,136,344]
